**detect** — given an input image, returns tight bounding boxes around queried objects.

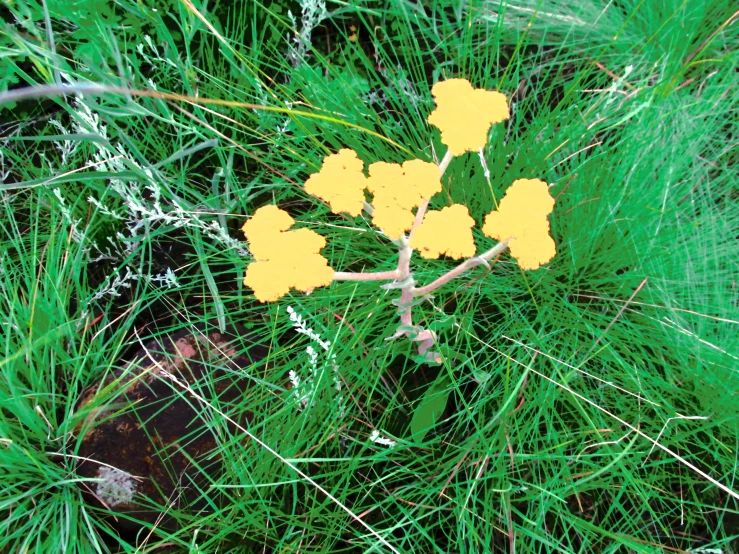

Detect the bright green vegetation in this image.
[1,0,737,552]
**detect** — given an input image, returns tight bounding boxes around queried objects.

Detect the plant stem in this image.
[332,149,457,356]
[395,237,415,326]
[411,240,511,297]
[333,269,400,281]
[397,149,453,337]
[438,148,454,175]
[410,149,454,231]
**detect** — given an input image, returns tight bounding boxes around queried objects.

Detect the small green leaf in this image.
[408,371,451,443]
[411,352,441,365]
[429,315,456,332]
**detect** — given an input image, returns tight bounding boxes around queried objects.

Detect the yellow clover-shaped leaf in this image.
[481,178,556,270]
[409,204,476,260]
[427,78,510,156]
[242,206,334,302]
[304,149,367,216]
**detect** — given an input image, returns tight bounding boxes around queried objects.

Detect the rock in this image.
[74,324,268,534]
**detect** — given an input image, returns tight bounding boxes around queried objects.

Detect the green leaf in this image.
[408,371,451,443]
[429,314,456,332]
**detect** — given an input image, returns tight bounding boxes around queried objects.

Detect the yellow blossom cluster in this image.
[427,78,510,156]
[366,159,442,239]
[242,206,334,302]
[241,78,558,303]
[423,80,554,268]
[482,179,556,270]
[410,204,476,260]
[304,150,442,240]
[304,149,367,216]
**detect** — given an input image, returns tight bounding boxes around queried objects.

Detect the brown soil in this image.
[74,324,268,534]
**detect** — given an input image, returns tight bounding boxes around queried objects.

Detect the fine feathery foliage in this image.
[1,0,738,552]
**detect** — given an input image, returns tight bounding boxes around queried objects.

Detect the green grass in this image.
[1,0,738,551]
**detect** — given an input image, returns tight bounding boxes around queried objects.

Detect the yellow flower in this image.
[246,229,326,261]
[241,204,295,240]
[243,261,293,303]
[401,159,444,200]
[302,149,442,240]
[409,204,476,260]
[481,178,556,270]
[366,159,442,240]
[242,206,297,260]
[304,149,367,216]
[242,206,334,302]
[427,78,510,156]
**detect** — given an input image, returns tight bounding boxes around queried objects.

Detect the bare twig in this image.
[412,240,511,296]
[332,269,400,282]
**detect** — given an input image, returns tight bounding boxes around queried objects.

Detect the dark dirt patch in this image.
[74,323,270,538]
